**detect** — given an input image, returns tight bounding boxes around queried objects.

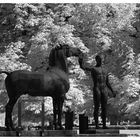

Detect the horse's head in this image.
[54,44,83,58]
[49,44,84,72]
[48,44,68,72]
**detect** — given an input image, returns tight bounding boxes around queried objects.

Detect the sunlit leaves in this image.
[0,41,31,72]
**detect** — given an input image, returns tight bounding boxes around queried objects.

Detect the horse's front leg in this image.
[58,97,64,130]
[53,98,57,130]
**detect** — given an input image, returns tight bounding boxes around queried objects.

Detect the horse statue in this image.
[0,44,83,131]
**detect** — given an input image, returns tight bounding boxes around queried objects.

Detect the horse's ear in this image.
[55,44,63,50]
[49,48,56,66]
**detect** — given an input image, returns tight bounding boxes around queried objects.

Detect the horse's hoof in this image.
[16,126,23,131]
[58,126,64,130]
[6,127,12,131]
[54,125,63,130]
[6,126,16,131]
[11,125,16,131]
[103,126,108,129]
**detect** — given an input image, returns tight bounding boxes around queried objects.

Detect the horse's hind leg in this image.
[5,96,19,131]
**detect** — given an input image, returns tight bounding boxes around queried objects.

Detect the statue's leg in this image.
[101,92,108,129]
[5,96,19,131]
[53,98,57,130]
[93,89,100,129]
[58,97,64,130]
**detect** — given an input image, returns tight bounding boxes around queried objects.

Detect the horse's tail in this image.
[0,71,11,76]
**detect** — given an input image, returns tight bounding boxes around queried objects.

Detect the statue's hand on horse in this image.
[78,53,85,70]
[112,90,117,98]
[108,89,117,98]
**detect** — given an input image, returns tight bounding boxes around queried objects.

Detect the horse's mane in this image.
[49,47,56,67]
[49,46,68,72]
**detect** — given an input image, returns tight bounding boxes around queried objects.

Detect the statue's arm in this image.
[78,54,92,71]
[106,73,116,97]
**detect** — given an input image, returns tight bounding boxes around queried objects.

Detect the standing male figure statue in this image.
[79,53,116,129]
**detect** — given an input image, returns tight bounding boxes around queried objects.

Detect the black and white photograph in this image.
[0,2,140,137]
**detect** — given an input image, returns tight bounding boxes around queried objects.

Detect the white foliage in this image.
[0,41,31,72]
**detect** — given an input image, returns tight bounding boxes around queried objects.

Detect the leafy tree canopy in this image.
[0,3,140,125]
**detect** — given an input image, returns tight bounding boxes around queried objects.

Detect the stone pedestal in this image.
[65,110,73,130]
[79,114,88,134]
